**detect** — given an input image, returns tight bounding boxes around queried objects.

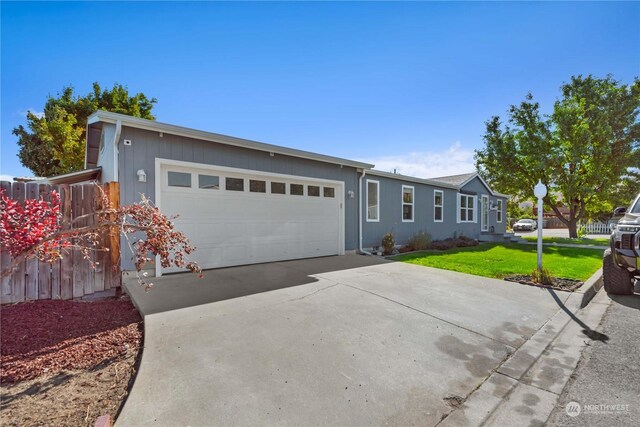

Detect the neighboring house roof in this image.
[45,167,102,185]
[367,169,459,190]
[86,111,374,170]
[430,172,510,198]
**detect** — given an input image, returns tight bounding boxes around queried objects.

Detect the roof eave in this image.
[367,169,460,190]
[87,111,374,170]
[46,167,102,185]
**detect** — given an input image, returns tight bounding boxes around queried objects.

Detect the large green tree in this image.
[475,75,640,238]
[14,82,157,176]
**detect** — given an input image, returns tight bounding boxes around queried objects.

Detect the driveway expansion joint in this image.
[286,283,340,301]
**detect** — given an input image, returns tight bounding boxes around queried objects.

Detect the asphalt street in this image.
[547,290,640,426]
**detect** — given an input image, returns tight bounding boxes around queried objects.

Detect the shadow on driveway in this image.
[124,255,389,316]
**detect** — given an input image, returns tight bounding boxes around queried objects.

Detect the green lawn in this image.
[393,243,603,281]
[520,236,609,246]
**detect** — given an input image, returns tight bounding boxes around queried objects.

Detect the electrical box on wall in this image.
[123,139,132,146]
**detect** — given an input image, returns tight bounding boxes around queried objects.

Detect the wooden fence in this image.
[1,181,120,304]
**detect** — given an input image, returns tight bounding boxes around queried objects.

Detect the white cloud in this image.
[19,109,44,119]
[358,141,476,179]
[0,174,15,182]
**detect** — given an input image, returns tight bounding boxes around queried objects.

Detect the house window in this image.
[308,185,320,197]
[497,200,503,223]
[249,179,266,193]
[226,177,244,191]
[168,171,191,188]
[366,180,379,222]
[271,182,286,194]
[433,190,444,222]
[402,186,414,222]
[290,184,304,196]
[323,187,335,198]
[198,174,219,189]
[458,194,476,223]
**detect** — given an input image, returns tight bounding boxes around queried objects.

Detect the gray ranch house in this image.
[52,111,509,276]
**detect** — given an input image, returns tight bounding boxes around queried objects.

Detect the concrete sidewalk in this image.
[117,256,577,426]
[440,289,611,426]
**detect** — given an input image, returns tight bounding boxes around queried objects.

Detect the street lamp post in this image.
[534,180,547,272]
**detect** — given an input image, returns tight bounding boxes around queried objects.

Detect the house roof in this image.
[429,172,477,187]
[430,172,510,198]
[46,167,102,185]
[367,170,459,190]
[87,111,374,170]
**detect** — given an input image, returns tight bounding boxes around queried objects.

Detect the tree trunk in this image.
[567,221,579,238]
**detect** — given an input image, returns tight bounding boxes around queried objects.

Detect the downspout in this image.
[358,169,372,255]
[113,119,122,182]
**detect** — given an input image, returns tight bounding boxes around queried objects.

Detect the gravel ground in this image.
[547,292,640,426]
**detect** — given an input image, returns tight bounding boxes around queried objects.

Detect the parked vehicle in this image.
[603,193,640,294]
[513,218,537,231]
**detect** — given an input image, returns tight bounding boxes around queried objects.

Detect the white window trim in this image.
[434,190,444,223]
[366,179,380,222]
[457,193,477,224]
[402,185,415,223]
[481,194,489,232]
[497,199,503,223]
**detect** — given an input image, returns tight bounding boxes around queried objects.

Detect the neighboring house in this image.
[48,111,509,275]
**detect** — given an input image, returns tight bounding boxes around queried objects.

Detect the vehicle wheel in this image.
[603,249,634,295]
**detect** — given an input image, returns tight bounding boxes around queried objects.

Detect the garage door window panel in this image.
[250,180,266,193]
[226,177,244,191]
[271,182,286,194]
[198,174,220,189]
[308,185,320,197]
[168,171,191,188]
[323,187,335,198]
[290,184,304,196]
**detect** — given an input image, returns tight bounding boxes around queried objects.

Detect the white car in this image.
[513,218,537,231]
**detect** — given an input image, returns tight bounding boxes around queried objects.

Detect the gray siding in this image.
[116,126,360,269]
[362,175,509,249]
[362,175,463,248]
[459,177,508,235]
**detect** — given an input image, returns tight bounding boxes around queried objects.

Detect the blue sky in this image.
[2,1,639,180]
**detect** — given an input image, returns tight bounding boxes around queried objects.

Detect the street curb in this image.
[437,288,606,427]
[575,268,603,309]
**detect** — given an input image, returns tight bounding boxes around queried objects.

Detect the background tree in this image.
[475,75,640,238]
[13,82,157,177]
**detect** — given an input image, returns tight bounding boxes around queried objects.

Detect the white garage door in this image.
[158,161,345,274]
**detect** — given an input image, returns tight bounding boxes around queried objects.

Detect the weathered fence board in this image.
[10,182,26,303]
[37,184,52,300]
[60,184,73,300]
[0,181,120,304]
[25,183,39,300]
[1,181,12,300]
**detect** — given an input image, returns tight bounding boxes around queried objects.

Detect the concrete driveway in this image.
[118,255,572,426]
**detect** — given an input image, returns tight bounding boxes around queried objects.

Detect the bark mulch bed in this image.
[0,297,143,426]
[504,275,583,291]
